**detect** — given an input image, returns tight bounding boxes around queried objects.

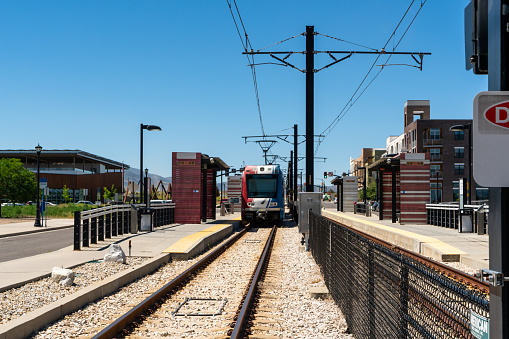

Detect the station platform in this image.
[322,207,489,270]
[0,214,242,292]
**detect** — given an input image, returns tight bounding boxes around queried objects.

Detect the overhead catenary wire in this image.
[315,0,426,155]
[226,0,265,136]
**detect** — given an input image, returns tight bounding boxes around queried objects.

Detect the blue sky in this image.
[0,1,487,186]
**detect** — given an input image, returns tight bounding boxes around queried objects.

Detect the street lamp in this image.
[449,124,472,204]
[140,124,161,204]
[34,144,42,227]
[144,168,149,205]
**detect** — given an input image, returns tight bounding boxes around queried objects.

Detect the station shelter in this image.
[331,176,359,213]
[172,152,229,224]
[368,153,430,225]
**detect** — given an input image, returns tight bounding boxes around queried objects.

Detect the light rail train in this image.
[241,165,284,225]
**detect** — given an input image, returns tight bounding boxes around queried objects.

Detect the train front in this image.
[241,165,284,225]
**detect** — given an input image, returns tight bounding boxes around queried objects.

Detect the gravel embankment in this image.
[0,257,146,325]
[28,227,353,338]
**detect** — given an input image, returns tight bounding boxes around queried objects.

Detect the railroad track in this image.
[89,225,278,338]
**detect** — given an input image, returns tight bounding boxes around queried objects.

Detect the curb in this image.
[0,225,74,239]
[0,254,170,339]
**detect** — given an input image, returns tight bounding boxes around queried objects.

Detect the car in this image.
[45,202,57,206]
[1,202,24,206]
[76,201,94,205]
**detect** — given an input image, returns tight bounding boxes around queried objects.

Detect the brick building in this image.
[402,100,485,203]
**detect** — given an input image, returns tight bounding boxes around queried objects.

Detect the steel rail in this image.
[230,225,277,338]
[92,225,252,339]
[323,215,489,292]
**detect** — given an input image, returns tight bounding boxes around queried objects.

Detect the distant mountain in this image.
[123,168,171,189]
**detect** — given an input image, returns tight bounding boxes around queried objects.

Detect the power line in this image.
[226,0,265,135]
[316,0,427,154]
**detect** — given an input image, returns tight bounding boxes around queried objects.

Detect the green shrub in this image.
[0,204,99,218]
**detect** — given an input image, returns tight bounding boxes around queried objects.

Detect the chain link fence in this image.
[309,212,489,338]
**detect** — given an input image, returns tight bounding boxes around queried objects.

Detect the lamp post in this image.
[140,124,161,204]
[34,144,42,227]
[449,124,472,204]
[436,170,441,203]
[144,168,149,205]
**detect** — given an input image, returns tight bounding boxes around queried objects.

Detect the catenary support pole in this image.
[488,0,509,337]
[294,124,298,201]
[140,124,143,204]
[306,25,314,192]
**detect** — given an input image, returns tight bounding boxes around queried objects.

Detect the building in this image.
[385,134,405,156]
[402,100,484,202]
[0,149,128,203]
[350,148,386,190]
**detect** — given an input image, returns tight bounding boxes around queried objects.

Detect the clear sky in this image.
[0,1,487,186]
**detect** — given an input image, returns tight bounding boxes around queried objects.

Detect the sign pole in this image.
[487,0,509,337]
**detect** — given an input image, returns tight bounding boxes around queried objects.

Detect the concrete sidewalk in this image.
[0,218,74,238]
[0,214,242,292]
[322,208,489,270]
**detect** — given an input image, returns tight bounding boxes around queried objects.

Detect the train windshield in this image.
[246,174,278,198]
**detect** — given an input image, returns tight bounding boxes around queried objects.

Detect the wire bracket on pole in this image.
[270,53,304,73]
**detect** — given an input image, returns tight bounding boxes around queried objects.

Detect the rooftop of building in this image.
[0,149,129,170]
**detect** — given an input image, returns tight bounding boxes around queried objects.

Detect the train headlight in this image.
[269,202,277,207]
[247,202,253,207]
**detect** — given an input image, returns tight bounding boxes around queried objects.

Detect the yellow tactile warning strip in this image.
[162,217,241,254]
[323,210,466,256]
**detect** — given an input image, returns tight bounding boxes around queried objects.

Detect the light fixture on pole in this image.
[140,124,161,204]
[449,124,472,204]
[34,144,42,227]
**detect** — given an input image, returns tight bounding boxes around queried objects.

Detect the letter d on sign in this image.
[496,107,509,123]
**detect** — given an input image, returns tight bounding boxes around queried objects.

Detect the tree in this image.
[103,184,117,201]
[0,158,37,216]
[358,181,377,201]
[62,185,72,203]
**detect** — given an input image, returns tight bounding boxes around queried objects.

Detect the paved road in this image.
[0,228,73,263]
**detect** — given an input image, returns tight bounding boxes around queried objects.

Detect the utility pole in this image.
[243,26,430,193]
[487,0,509,336]
[294,124,298,202]
[306,26,314,192]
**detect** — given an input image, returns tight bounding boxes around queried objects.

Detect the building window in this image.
[454,130,464,140]
[453,181,459,201]
[430,148,441,161]
[430,164,441,176]
[454,147,464,158]
[454,163,465,175]
[430,182,442,203]
[430,128,440,140]
[476,184,489,201]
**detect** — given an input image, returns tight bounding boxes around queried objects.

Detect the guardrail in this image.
[309,212,489,338]
[73,203,175,250]
[426,203,488,234]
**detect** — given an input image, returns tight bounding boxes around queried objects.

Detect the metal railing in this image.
[309,212,489,338]
[73,203,175,250]
[426,203,488,234]
[423,138,443,146]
